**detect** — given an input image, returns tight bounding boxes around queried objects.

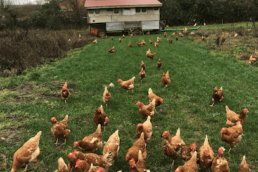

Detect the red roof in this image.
[85,0,162,8]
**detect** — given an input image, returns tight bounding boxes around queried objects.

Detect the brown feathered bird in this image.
[103,84,114,107]
[148,88,163,108]
[141,40,145,45]
[10,131,42,172]
[221,121,243,153]
[146,49,156,60]
[140,61,146,70]
[167,39,173,43]
[119,38,121,42]
[107,46,115,53]
[51,115,70,145]
[61,82,70,104]
[131,33,133,38]
[161,71,170,87]
[102,35,107,39]
[149,39,153,44]
[126,132,147,162]
[123,34,125,38]
[162,129,183,168]
[54,157,69,172]
[94,105,109,131]
[238,156,251,172]
[111,36,113,40]
[201,36,205,41]
[164,32,167,37]
[93,39,97,44]
[211,147,230,172]
[197,135,214,171]
[155,42,159,47]
[176,36,178,41]
[128,41,133,47]
[74,124,102,152]
[136,42,142,47]
[175,152,198,172]
[210,86,223,107]
[157,58,162,69]
[139,68,146,82]
[171,32,175,36]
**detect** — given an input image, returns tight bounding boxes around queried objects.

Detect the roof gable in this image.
[85,0,162,8]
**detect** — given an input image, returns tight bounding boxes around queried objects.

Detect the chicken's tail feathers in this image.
[34,131,42,141]
[138,150,143,160]
[241,155,247,165]
[115,129,119,135]
[129,84,134,89]
[192,151,197,161]
[108,83,115,88]
[176,128,180,136]
[225,105,229,112]
[148,88,153,95]
[58,157,67,168]
[219,86,223,91]
[204,135,208,145]
[64,115,68,121]
[96,124,102,132]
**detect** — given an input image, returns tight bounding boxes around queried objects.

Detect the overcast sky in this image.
[4,0,48,5]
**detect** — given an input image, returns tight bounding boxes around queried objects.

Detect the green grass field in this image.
[0,33,258,171]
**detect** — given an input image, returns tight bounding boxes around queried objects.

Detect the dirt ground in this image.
[187,26,258,65]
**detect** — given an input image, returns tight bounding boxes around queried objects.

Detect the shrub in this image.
[31,12,48,28]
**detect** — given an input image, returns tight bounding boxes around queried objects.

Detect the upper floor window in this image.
[142,8,146,12]
[114,9,119,13]
[154,7,159,10]
[136,7,141,13]
[88,9,94,14]
[95,9,100,14]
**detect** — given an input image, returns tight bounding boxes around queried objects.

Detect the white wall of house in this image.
[3,0,47,6]
[88,7,160,24]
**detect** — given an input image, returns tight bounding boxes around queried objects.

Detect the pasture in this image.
[0,32,257,171]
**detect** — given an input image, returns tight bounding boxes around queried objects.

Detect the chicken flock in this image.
[9,30,252,172]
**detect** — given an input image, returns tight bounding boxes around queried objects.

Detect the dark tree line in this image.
[159,0,258,26]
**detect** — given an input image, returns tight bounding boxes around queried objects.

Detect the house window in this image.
[114,9,119,13]
[142,8,146,12]
[154,7,159,10]
[95,9,100,14]
[88,9,94,14]
[136,8,141,13]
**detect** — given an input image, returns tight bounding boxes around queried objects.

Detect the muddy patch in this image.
[0,81,78,105]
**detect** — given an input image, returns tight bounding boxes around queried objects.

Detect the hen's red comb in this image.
[137,123,143,127]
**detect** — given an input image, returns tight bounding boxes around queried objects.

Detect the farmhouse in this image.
[85,0,163,36]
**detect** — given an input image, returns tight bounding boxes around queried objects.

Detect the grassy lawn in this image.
[0,33,258,172]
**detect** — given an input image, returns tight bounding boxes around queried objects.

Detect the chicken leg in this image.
[22,164,29,172]
[210,98,215,107]
[169,160,175,169]
[61,139,67,146]
[228,148,231,154]
[54,139,59,145]
[34,159,40,169]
